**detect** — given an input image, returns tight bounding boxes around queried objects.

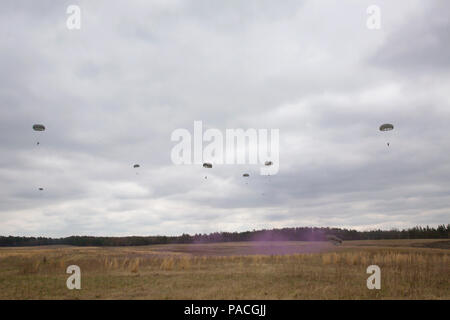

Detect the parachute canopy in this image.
[33,124,45,131]
[264,161,273,166]
[243,173,249,177]
[133,164,140,168]
[203,163,212,168]
[38,188,44,191]
[379,124,394,131]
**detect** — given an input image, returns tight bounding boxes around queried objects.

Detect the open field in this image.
[0,239,448,299]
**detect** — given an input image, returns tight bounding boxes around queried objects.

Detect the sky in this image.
[1,0,449,237]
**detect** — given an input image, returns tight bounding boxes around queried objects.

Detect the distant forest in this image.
[0,224,448,247]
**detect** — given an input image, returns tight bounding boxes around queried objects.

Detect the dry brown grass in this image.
[0,240,448,299]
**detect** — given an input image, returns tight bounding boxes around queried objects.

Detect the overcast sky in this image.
[1,0,449,237]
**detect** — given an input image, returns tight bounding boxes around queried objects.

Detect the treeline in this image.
[0,224,448,247]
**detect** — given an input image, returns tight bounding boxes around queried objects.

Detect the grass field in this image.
[0,239,448,299]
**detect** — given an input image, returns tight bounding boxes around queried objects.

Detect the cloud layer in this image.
[1,0,449,236]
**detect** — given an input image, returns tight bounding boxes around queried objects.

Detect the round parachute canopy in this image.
[38,188,44,191]
[203,163,212,168]
[379,124,394,132]
[33,124,46,131]
[133,164,140,168]
[264,161,273,166]
[243,173,249,177]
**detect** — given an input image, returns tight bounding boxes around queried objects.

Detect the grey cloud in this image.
[369,0,450,75]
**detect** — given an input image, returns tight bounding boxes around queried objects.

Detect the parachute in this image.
[203,163,212,179]
[379,124,394,131]
[242,173,249,184]
[264,161,274,178]
[33,124,45,131]
[133,164,140,168]
[379,123,394,147]
[38,188,44,191]
[33,124,45,145]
